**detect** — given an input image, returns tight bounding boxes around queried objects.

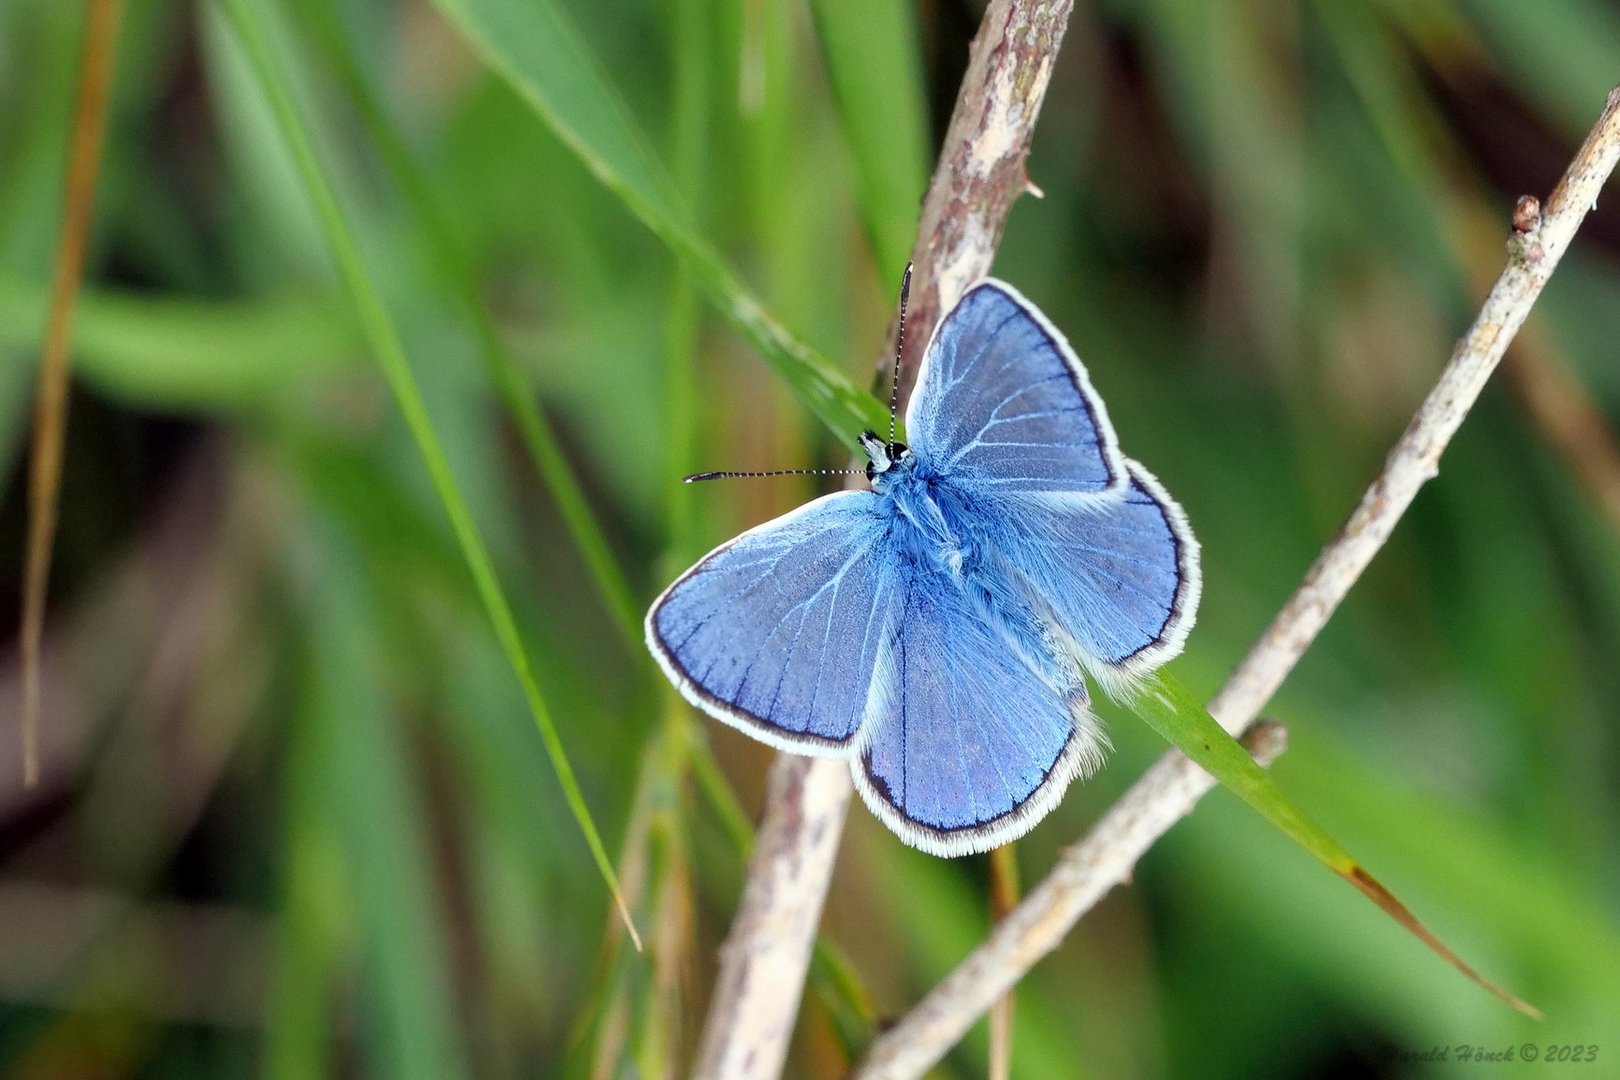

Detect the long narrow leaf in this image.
[288,0,644,649]
[808,0,930,281]
[217,0,639,946]
[426,0,888,449]
[297,522,468,1080]
[20,0,123,787]
[0,278,358,409]
[1132,671,1540,1018]
[267,693,345,1080]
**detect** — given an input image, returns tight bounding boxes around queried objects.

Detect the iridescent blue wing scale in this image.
[910,279,1200,684]
[905,281,1128,495]
[645,492,900,754]
[995,461,1200,683]
[850,565,1107,856]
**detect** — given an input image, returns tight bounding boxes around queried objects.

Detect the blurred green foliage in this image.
[1,0,1618,1077]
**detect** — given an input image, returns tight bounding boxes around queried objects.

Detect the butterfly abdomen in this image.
[880,463,999,577]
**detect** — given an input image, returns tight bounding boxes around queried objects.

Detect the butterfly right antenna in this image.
[683,467,864,483]
[888,263,913,446]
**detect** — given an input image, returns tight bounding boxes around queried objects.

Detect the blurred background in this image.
[2,0,1619,1076]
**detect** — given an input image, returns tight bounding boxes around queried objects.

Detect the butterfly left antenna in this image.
[888,262,913,445]
[684,467,865,484]
[686,267,913,486]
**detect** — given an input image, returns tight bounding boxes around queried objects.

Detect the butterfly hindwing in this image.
[908,280,1199,680]
[906,280,1127,495]
[851,563,1107,856]
[994,460,1200,680]
[646,492,901,754]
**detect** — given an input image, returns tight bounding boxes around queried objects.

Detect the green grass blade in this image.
[265,826,341,1080]
[297,526,469,1080]
[1131,670,1540,1018]
[267,669,347,1080]
[808,0,930,281]
[809,937,879,1059]
[687,736,755,857]
[217,0,639,946]
[287,1,643,650]
[0,277,358,410]
[662,0,708,538]
[425,0,888,450]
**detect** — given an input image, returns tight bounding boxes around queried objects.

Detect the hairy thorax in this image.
[873,454,975,573]
[873,448,1088,706]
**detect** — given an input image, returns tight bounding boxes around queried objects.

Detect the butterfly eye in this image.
[865,461,878,481]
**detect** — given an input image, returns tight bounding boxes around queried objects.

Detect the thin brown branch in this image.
[691,754,855,1079]
[1448,196,1620,540]
[20,0,124,787]
[1208,84,1620,730]
[1386,24,1620,544]
[1473,201,1620,539]
[854,84,1620,1079]
[895,0,1077,386]
[692,3,1077,1077]
[853,723,1291,1080]
[987,844,1020,1080]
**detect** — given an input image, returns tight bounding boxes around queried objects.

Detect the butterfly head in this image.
[860,429,910,488]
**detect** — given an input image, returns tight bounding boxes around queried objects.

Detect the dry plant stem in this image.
[1458,205,1620,539]
[1209,84,1620,729]
[692,5,1078,1078]
[987,844,1020,1080]
[20,0,124,788]
[854,84,1620,1080]
[854,724,1290,1080]
[1456,189,1620,542]
[691,756,854,1079]
[897,0,1076,381]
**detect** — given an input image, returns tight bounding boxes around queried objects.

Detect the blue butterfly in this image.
[647,275,1200,855]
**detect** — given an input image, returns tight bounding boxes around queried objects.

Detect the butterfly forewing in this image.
[905,282,1127,496]
[909,281,1200,681]
[646,492,901,754]
[994,462,1200,681]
